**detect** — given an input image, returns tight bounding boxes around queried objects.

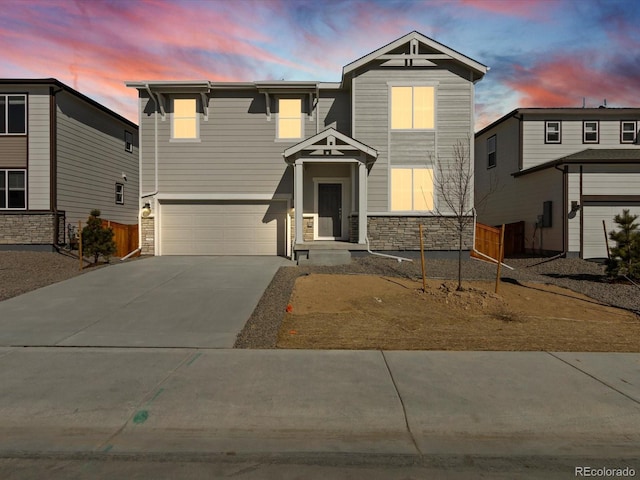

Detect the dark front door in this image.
[318,183,342,238]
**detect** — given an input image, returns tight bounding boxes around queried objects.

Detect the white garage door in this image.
[583,204,640,259]
[160,201,284,255]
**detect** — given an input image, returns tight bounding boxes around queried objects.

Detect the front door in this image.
[318,183,342,238]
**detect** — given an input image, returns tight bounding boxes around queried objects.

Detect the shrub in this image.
[81,209,116,264]
[606,209,640,280]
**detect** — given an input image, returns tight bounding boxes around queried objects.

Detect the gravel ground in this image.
[234,254,640,349]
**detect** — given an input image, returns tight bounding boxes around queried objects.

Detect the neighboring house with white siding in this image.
[0,78,139,251]
[127,31,487,260]
[475,108,640,259]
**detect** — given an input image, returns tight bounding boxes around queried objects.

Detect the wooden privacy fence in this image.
[102,220,139,258]
[472,223,502,261]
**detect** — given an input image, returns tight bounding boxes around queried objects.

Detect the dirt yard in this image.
[277,274,640,352]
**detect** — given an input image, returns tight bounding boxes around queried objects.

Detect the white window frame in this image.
[0,169,27,210]
[389,85,437,131]
[390,166,435,212]
[276,97,304,141]
[171,98,199,141]
[583,121,599,144]
[124,130,133,152]
[487,135,496,168]
[545,121,561,144]
[0,94,27,135]
[115,182,124,205]
[621,121,638,144]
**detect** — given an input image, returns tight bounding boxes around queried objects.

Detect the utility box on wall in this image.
[542,201,552,228]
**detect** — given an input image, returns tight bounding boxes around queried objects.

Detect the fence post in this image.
[78,220,83,271]
[419,224,426,293]
[602,220,611,260]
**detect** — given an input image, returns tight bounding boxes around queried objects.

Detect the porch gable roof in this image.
[283,128,378,164]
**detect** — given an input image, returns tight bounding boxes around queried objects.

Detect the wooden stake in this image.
[419,224,426,292]
[78,220,83,271]
[495,224,505,294]
[602,220,611,260]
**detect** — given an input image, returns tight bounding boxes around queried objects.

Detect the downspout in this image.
[365,236,413,263]
[142,84,159,199]
[553,163,568,258]
[50,85,65,252]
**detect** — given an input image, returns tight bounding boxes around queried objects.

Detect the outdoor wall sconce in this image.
[141,202,152,218]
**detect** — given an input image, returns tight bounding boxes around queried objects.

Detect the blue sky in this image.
[0,0,638,128]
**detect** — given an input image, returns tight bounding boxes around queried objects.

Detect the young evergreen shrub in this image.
[81,209,116,264]
[606,209,640,280]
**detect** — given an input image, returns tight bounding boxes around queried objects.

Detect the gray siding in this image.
[352,67,474,213]
[56,91,139,228]
[27,88,51,210]
[318,90,350,135]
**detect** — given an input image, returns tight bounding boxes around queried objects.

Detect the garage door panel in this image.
[160,201,284,256]
[583,205,640,259]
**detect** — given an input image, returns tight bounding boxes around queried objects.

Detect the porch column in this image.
[294,159,304,244]
[358,162,367,244]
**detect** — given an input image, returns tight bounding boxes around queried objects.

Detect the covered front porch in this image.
[283,128,377,260]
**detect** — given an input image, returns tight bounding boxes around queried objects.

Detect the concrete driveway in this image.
[0,256,291,348]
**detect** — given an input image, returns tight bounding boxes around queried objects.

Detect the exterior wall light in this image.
[141,202,152,218]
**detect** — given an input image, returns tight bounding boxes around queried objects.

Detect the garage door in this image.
[160,201,285,255]
[583,204,640,259]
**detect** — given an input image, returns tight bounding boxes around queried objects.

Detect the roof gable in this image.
[342,31,488,82]
[283,128,377,163]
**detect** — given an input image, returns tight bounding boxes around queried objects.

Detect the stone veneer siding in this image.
[352,215,474,251]
[291,215,316,244]
[0,212,64,245]
[141,216,155,255]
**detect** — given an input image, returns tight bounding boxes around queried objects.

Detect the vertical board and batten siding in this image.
[56,91,139,227]
[352,67,474,214]
[26,88,51,210]
[521,116,638,170]
[0,137,27,168]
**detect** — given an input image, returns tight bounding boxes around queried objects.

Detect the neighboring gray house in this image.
[127,31,487,259]
[0,78,139,251]
[475,108,640,259]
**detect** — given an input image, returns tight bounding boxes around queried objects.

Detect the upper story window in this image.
[545,121,561,143]
[621,121,638,143]
[390,86,435,130]
[487,135,496,168]
[277,98,303,139]
[172,98,198,140]
[124,130,133,152]
[115,183,124,205]
[0,169,26,209]
[583,121,599,143]
[390,167,434,211]
[0,94,27,135]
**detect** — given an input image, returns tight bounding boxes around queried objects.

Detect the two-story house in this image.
[127,31,487,260]
[0,78,139,251]
[475,108,640,259]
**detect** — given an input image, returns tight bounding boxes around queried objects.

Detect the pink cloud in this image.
[459,0,547,19]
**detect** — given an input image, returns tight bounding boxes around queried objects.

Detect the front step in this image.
[298,249,352,266]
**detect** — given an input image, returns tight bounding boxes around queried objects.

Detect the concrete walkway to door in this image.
[0,256,291,348]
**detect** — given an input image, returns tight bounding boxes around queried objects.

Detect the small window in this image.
[0,94,27,135]
[277,98,303,139]
[172,98,198,139]
[583,121,599,143]
[487,135,496,168]
[391,167,434,211]
[391,86,435,130]
[115,183,124,205]
[545,121,561,143]
[0,169,26,209]
[621,121,637,143]
[124,130,133,152]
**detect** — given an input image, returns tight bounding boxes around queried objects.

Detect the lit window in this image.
[124,130,133,152]
[278,98,302,139]
[115,183,124,205]
[391,167,434,211]
[391,86,435,130]
[172,98,198,139]
[0,169,26,209]
[583,121,599,143]
[0,94,27,135]
[621,121,637,143]
[487,135,496,168]
[545,121,560,143]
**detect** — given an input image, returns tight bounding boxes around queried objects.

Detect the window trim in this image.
[621,121,638,144]
[124,130,133,152]
[115,182,124,205]
[390,166,435,212]
[0,93,27,136]
[487,135,497,169]
[276,97,304,141]
[545,121,561,144]
[0,169,27,210]
[389,84,437,131]
[170,97,200,142]
[583,120,599,144]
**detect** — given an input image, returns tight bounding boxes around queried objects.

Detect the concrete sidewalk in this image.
[1,348,638,459]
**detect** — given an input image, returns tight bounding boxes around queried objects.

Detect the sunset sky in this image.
[1,0,638,129]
